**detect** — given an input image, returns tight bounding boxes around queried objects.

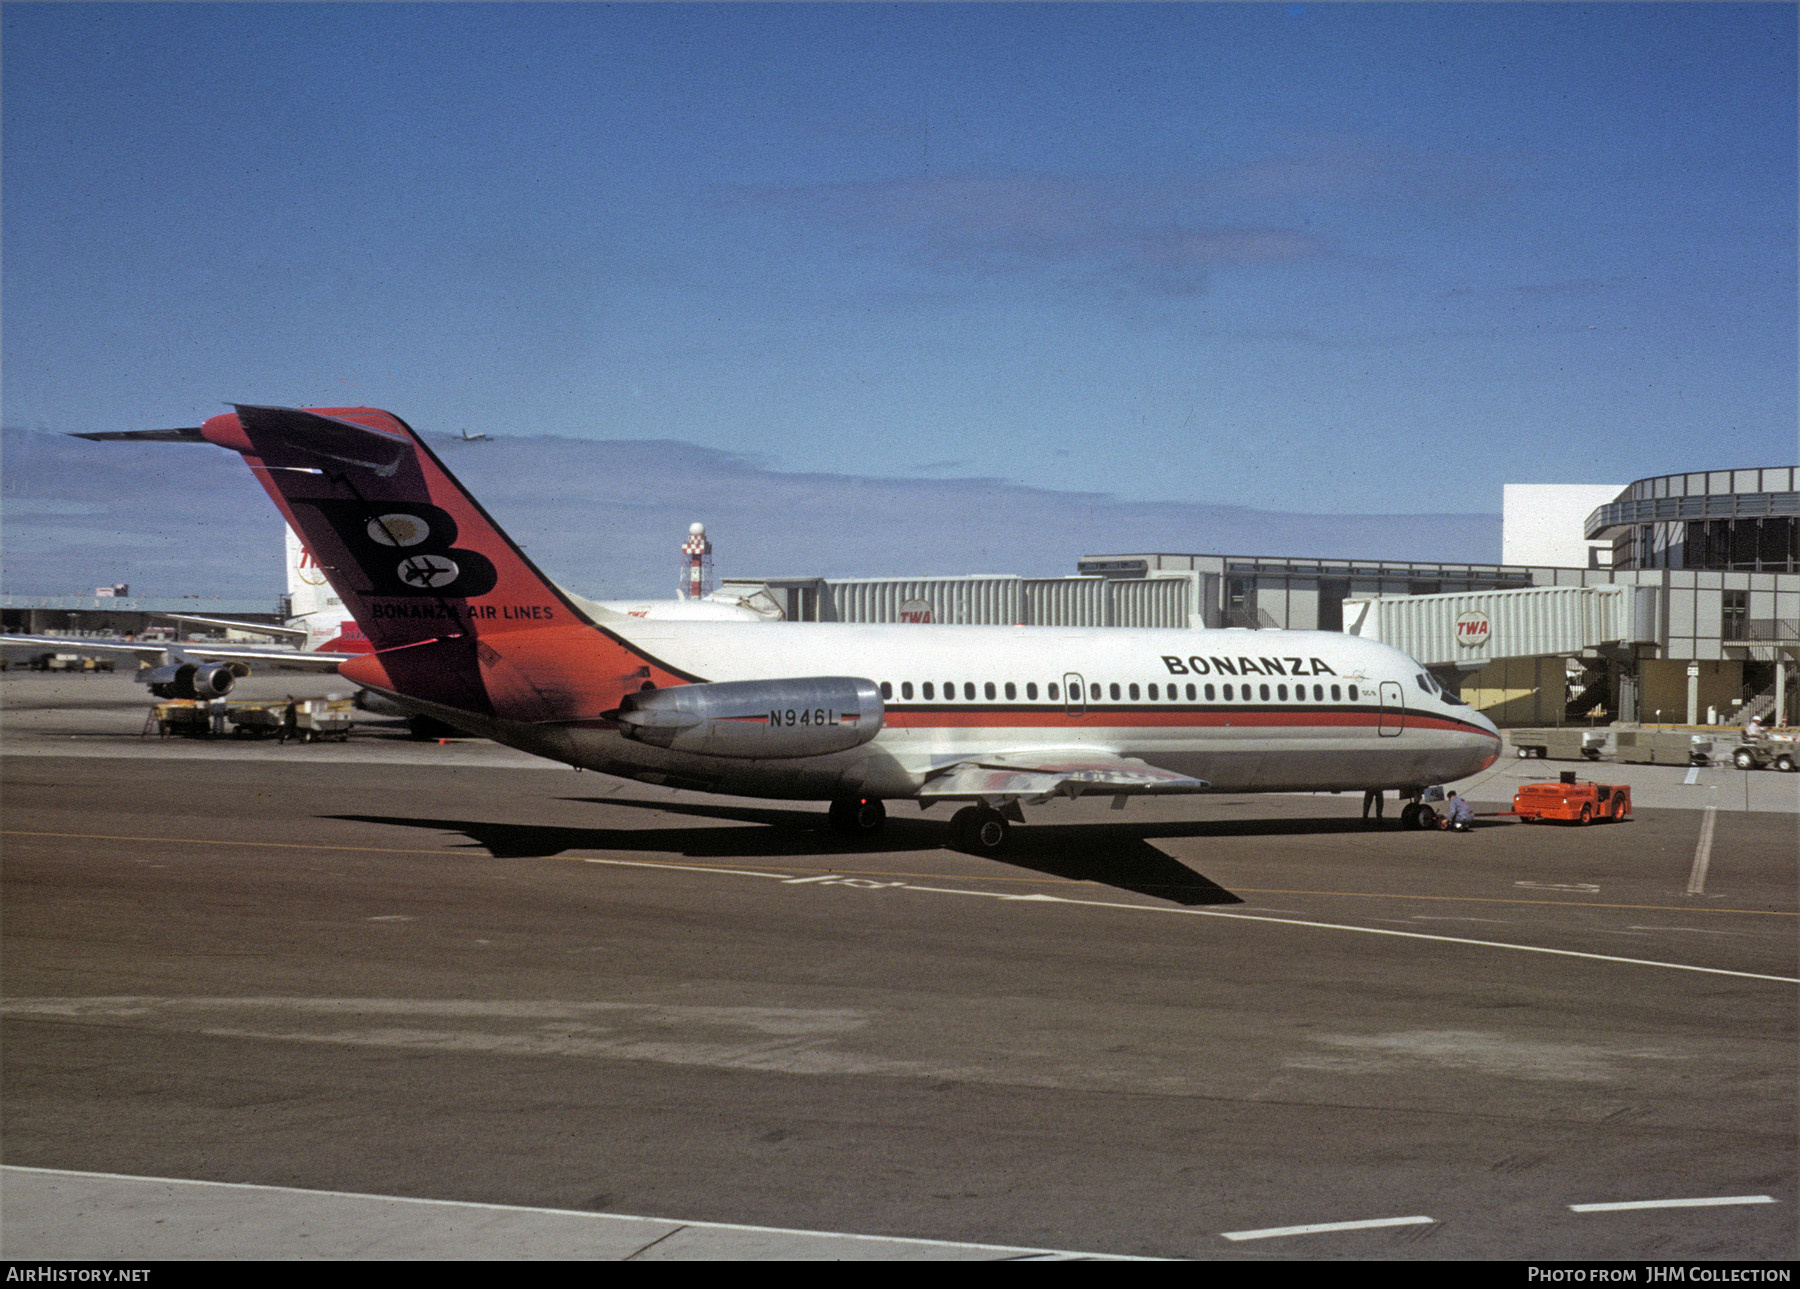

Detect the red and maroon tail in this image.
[199,405,696,722]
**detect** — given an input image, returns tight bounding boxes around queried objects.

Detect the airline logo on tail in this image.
[216,404,690,722]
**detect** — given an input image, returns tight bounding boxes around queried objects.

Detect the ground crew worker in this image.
[279,697,298,743]
[1361,789,1384,821]
[1444,790,1474,832]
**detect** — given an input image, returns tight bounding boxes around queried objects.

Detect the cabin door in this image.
[1064,673,1086,718]
[1378,680,1405,736]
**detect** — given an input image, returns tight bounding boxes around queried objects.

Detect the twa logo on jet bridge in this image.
[1456,611,1492,648]
[1161,655,1338,677]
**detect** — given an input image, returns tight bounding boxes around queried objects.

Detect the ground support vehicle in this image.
[1730,732,1798,772]
[144,700,210,737]
[1615,730,1713,766]
[1511,729,1606,761]
[145,697,355,741]
[228,697,355,741]
[1512,771,1631,825]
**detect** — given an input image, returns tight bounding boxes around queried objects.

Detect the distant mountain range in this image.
[2,427,1500,600]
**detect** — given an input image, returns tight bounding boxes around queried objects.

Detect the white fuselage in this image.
[463,620,1502,803]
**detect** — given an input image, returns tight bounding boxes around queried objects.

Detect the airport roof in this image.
[0,594,285,616]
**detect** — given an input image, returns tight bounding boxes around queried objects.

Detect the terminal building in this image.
[727,466,1798,729]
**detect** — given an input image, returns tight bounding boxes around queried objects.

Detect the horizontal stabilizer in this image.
[234,404,412,477]
[69,427,206,443]
[921,752,1207,802]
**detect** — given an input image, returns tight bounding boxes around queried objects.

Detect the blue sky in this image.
[4,3,1795,557]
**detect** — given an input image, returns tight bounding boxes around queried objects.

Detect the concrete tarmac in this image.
[2,673,1794,1260]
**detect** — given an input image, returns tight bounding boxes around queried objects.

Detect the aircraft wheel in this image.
[951,806,1010,855]
[1400,803,1422,830]
[1415,805,1438,830]
[828,797,887,837]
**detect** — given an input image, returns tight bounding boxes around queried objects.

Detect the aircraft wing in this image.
[152,613,310,641]
[919,751,1208,803]
[0,634,348,671]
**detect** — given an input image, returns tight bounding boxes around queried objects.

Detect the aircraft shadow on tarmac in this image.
[325,800,1268,907]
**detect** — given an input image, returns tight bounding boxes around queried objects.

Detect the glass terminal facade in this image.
[1588,467,1798,574]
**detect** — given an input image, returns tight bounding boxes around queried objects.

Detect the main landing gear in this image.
[1399,801,1439,830]
[827,796,887,838]
[950,805,1011,855]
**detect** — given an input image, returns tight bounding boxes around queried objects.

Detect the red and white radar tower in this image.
[681,522,713,599]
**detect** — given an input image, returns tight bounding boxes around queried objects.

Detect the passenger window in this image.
[943,681,954,699]
[1048,683,1058,700]
[880,682,892,700]
[1004,682,1016,700]
[1129,683,1140,701]
[1186,683,1196,701]
[1204,683,1215,701]
[1109,683,1121,701]
[1277,684,1287,701]
[1223,683,1234,701]
[1331,684,1341,701]
[1027,682,1038,700]
[965,682,976,700]
[1313,684,1323,701]
[1348,685,1359,701]
[1147,683,1157,701]
[984,682,996,700]
[1260,684,1271,701]
[902,682,914,700]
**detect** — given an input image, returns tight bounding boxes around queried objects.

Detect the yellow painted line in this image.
[4,828,1795,919]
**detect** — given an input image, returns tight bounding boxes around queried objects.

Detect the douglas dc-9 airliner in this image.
[98,405,1501,853]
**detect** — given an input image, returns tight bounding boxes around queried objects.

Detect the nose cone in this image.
[1462,705,1503,775]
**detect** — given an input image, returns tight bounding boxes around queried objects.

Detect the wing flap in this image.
[920,752,1207,802]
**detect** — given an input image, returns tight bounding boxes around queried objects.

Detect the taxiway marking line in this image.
[0,1166,1149,1260]
[564,856,1800,984]
[1688,805,1717,896]
[1569,1195,1776,1213]
[1220,1215,1434,1241]
[5,830,1793,920]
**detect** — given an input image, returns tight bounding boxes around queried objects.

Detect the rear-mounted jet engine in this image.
[611,677,883,759]
[143,659,246,700]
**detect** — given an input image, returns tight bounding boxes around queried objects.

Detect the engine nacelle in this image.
[144,661,240,699]
[613,677,883,759]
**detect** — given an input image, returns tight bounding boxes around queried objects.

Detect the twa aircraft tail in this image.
[198,405,691,728]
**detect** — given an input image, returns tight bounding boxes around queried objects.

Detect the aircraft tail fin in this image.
[197,405,693,722]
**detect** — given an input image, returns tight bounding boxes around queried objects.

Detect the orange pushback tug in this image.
[1512,770,1631,825]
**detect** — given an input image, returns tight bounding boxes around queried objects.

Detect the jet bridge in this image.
[1345,584,1662,725]
[1343,584,1658,668]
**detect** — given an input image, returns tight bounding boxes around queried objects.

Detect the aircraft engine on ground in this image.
[611,677,883,759]
[143,660,242,700]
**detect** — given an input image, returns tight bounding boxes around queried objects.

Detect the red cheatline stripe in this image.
[882,707,1493,737]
